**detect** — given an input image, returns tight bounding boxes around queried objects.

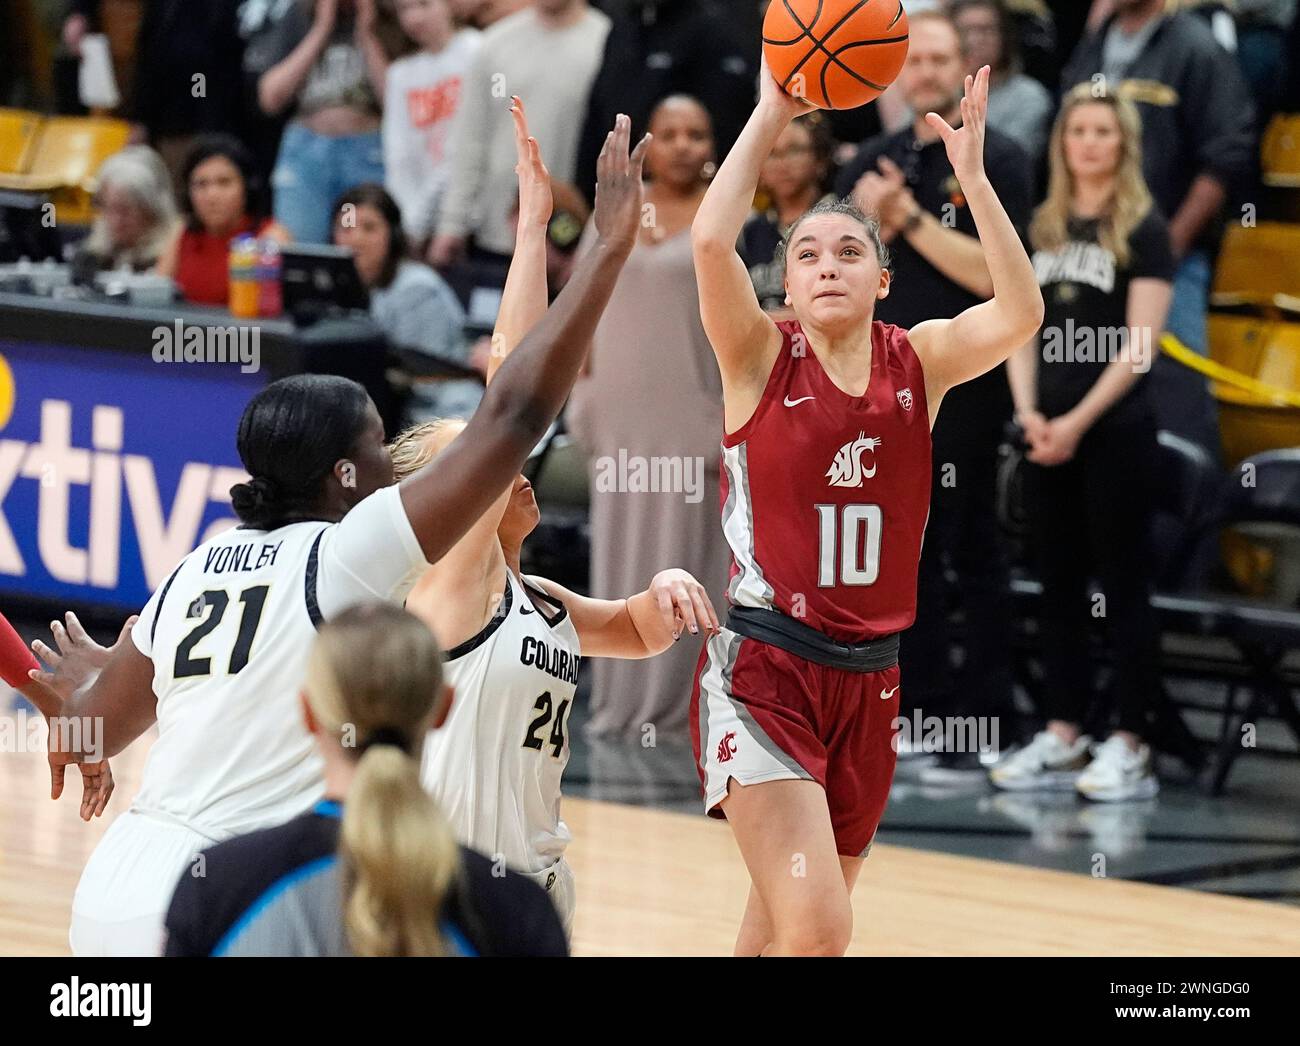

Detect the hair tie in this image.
[360,726,408,753]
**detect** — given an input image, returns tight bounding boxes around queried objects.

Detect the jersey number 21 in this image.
[174,586,270,678]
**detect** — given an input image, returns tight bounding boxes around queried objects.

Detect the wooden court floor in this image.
[3,736,1297,956]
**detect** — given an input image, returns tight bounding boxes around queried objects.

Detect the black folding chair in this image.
[1171,449,1300,792]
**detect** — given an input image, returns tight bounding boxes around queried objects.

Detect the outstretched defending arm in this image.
[405,98,557,617]
[485,96,553,385]
[398,114,650,564]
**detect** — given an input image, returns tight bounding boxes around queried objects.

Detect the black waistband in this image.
[726,606,899,673]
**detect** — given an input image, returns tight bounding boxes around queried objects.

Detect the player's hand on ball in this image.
[510,96,553,232]
[651,569,721,640]
[926,64,990,186]
[758,53,817,122]
[593,114,651,254]
[29,612,137,702]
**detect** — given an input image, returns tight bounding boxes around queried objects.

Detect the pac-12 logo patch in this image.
[717,731,737,763]
[897,387,913,411]
[826,432,881,488]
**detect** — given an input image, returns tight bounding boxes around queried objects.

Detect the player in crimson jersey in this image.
[690,62,1044,956]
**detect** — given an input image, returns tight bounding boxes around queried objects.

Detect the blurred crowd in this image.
[3,0,1298,761]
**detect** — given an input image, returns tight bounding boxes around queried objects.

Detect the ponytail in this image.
[303,603,460,957]
[341,740,460,957]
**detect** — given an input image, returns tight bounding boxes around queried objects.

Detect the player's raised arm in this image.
[691,58,812,392]
[909,66,1044,405]
[398,115,649,564]
[485,96,553,385]
[394,100,555,604]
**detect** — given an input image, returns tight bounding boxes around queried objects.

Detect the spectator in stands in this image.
[429,0,610,268]
[157,134,290,305]
[257,0,392,243]
[951,0,1054,164]
[239,0,305,185]
[446,0,528,30]
[61,0,143,117]
[1061,0,1255,452]
[128,0,247,192]
[73,145,179,273]
[566,95,730,738]
[383,0,480,244]
[164,602,567,956]
[573,0,758,208]
[999,85,1173,801]
[332,183,479,422]
[739,112,835,314]
[836,10,1033,778]
[2,0,55,109]
[1171,0,1240,50]
[1001,0,1059,90]
[1234,0,1297,122]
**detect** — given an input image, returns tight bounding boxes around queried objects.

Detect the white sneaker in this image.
[989,729,1093,792]
[1076,736,1159,802]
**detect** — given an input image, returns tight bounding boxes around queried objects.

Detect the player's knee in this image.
[773,901,852,956]
[775,920,851,956]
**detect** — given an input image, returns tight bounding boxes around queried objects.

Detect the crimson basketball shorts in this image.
[689,625,901,858]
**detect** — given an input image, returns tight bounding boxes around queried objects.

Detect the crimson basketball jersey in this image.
[719,319,932,642]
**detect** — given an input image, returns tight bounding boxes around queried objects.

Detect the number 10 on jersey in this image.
[816,504,883,587]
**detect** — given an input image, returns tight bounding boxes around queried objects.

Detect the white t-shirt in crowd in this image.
[383,29,481,238]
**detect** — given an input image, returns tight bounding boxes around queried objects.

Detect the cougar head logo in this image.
[826,433,881,488]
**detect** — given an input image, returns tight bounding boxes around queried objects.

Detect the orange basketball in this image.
[763,0,910,111]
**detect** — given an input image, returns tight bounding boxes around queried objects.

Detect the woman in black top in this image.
[164,602,567,956]
[999,83,1175,803]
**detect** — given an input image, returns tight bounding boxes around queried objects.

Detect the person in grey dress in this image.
[567,95,731,737]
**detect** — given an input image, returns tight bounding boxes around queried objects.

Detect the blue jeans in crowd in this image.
[271,123,385,244]
[1151,248,1222,459]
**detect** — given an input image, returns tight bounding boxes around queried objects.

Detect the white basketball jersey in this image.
[422,569,581,875]
[129,485,428,840]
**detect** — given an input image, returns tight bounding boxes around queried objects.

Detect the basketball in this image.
[762,0,911,110]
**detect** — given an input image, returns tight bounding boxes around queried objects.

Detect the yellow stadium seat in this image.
[0,109,43,175]
[1209,315,1300,465]
[1262,113,1300,188]
[0,116,132,225]
[1211,223,1300,313]
[0,116,131,194]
